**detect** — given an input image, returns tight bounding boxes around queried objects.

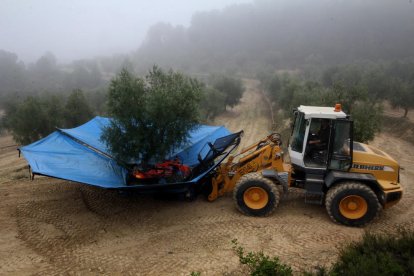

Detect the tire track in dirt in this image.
[214,79,271,149]
[15,189,147,275]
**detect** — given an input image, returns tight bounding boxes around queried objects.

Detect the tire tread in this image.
[325,182,381,226]
[233,172,280,217]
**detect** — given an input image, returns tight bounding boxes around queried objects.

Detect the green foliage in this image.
[351,103,383,143]
[84,89,107,115]
[4,96,62,145]
[200,86,226,121]
[385,62,414,117]
[190,272,201,276]
[302,266,329,276]
[322,83,368,114]
[331,229,414,276]
[211,76,244,109]
[265,74,324,112]
[388,78,414,118]
[227,230,414,276]
[321,83,382,143]
[361,68,389,100]
[3,90,95,145]
[101,66,202,163]
[63,89,94,128]
[42,94,65,133]
[262,68,385,143]
[232,239,292,276]
[321,62,414,117]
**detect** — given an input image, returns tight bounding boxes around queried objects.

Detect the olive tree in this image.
[63,89,93,128]
[4,95,64,145]
[388,79,414,118]
[211,75,244,109]
[200,87,226,121]
[101,66,202,163]
[322,83,382,143]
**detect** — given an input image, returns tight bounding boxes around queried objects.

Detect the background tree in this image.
[133,1,414,73]
[41,94,64,133]
[200,86,226,121]
[388,78,414,118]
[101,66,202,164]
[0,50,27,94]
[28,52,63,92]
[4,96,63,145]
[261,69,384,143]
[211,76,244,109]
[2,91,96,144]
[351,103,383,142]
[63,89,94,128]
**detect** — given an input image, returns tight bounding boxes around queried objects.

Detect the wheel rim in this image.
[339,195,368,219]
[243,187,269,209]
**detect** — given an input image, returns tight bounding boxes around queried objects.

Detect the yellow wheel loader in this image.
[207,104,402,227]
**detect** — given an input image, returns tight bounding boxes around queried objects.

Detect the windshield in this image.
[290,112,307,153]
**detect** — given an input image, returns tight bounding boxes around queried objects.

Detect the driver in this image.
[309,119,330,149]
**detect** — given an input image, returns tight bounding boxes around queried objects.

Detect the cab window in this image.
[304,118,331,167]
[329,120,352,171]
[290,112,307,153]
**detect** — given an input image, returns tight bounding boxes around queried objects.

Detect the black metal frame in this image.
[122,131,243,192]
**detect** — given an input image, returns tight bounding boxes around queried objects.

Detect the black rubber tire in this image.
[200,178,213,199]
[184,187,197,202]
[325,182,381,227]
[233,172,280,217]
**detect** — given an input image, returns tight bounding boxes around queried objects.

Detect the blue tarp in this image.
[20,116,231,188]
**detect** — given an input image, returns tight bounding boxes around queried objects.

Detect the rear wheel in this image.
[325,182,381,227]
[233,172,280,216]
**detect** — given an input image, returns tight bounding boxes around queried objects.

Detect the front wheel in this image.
[325,182,381,227]
[233,172,280,217]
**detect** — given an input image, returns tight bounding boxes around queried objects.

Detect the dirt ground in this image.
[0,80,413,275]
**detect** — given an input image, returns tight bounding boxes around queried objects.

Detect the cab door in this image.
[288,111,308,168]
[328,119,353,171]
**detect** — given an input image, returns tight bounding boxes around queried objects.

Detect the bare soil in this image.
[0,80,413,275]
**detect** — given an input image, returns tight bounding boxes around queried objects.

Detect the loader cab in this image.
[289,105,353,174]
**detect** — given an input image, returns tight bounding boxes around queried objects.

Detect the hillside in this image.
[133,0,414,73]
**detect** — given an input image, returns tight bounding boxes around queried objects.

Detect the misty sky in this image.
[1,0,252,63]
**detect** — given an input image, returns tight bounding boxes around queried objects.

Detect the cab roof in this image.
[298,105,347,119]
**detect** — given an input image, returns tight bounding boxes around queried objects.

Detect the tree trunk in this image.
[403,108,408,118]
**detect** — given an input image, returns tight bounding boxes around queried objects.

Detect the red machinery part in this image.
[132,159,191,180]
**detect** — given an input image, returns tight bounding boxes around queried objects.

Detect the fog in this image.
[133,0,414,73]
[1,0,414,147]
[0,0,252,63]
[1,0,414,96]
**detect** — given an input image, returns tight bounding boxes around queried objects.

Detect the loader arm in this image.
[208,132,287,201]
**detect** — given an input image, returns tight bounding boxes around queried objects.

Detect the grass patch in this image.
[232,239,293,276]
